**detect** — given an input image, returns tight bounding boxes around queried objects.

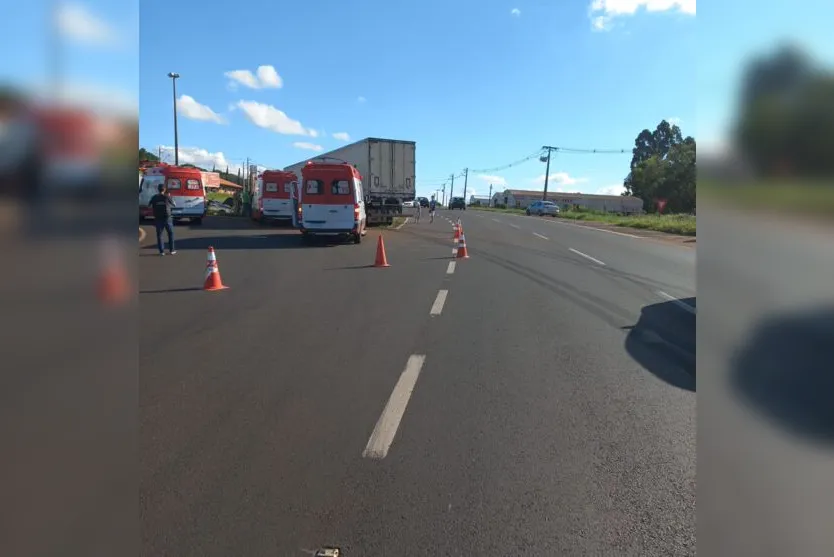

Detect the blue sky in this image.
[8,1,833,200]
[137,0,697,199]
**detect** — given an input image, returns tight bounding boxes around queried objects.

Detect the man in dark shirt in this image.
[149,184,177,255]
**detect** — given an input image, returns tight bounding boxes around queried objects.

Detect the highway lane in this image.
[140,213,695,555]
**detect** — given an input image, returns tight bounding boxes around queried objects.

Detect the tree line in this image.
[622,120,696,214]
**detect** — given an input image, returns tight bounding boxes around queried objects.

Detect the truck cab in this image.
[298,161,366,243]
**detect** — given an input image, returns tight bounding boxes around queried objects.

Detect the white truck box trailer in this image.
[284,137,416,225]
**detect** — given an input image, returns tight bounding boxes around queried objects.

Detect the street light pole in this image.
[168,72,180,165]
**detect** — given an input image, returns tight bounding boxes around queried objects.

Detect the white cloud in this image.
[235,100,316,136]
[511,8,521,16]
[589,0,695,31]
[56,3,120,47]
[177,95,226,124]
[357,96,366,103]
[332,132,351,141]
[531,172,588,190]
[155,145,245,176]
[596,184,627,196]
[478,174,507,187]
[293,142,324,152]
[224,65,283,90]
[667,116,682,126]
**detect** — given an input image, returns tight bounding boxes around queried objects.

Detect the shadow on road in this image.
[140,234,309,251]
[624,298,696,392]
[730,306,834,445]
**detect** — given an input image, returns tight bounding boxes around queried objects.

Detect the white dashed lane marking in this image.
[363,354,427,460]
[569,248,605,266]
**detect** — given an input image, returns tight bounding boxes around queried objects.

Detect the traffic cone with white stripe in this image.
[455,232,470,259]
[203,246,229,291]
[453,221,461,240]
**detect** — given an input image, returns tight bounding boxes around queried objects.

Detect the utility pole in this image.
[540,146,556,201]
[245,157,249,192]
[449,174,455,202]
[441,184,446,205]
[488,183,493,205]
[462,168,469,204]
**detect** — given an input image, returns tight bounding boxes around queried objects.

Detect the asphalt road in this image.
[139,211,696,555]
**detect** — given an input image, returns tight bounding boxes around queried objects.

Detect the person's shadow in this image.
[730,307,834,445]
[623,298,696,392]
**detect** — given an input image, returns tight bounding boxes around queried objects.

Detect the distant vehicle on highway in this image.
[254,170,297,225]
[298,160,367,244]
[139,164,207,224]
[417,197,429,208]
[402,199,416,208]
[526,200,560,217]
[449,196,466,210]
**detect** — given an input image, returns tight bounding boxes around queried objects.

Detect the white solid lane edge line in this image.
[362,354,427,460]
[430,289,449,315]
[569,248,606,266]
[509,223,520,229]
[656,291,697,315]
[492,218,502,223]
[549,219,641,238]
[447,261,456,274]
[533,232,549,240]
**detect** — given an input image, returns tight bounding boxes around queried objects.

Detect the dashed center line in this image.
[492,218,502,223]
[533,232,549,240]
[657,291,697,315]
[509,224,521,229]
[430,289,449,315]
[362,354,426,460]
[569,248,606,266]
[446,261,456,274]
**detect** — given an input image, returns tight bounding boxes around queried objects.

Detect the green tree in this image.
[624,121,696,213]
[734,44,834,177]
[139,147,159,162]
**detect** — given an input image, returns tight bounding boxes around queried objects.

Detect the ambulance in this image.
[298,160,366,243]
[139,164,207,224]
[253,170,297,225]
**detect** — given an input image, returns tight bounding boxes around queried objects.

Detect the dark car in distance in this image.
[417,197,430,208]
[449,197,466,210]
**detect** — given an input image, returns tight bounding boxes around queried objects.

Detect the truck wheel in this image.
[192,217,203,225]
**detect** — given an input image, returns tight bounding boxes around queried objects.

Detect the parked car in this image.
[526,200,560,216]
[402,199,416,208]
[449,197,466,210]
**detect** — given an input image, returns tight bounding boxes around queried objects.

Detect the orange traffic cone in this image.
[455,233,470,259]
[97,237,130,304]
[374,235,391,267]
[453,222,462,240]
[203,246,229,291]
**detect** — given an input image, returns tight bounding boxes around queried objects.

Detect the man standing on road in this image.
[241,187,252,218]
[415,198,422,223]
[429,196,437,223]
[149,184,176,255]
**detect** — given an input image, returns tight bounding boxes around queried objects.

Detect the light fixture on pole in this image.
[167,72,180,165]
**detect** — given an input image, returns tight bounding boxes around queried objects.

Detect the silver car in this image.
[526,200,560,216]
